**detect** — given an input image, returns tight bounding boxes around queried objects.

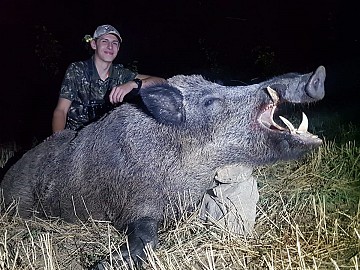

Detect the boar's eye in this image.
[203,97,219,107]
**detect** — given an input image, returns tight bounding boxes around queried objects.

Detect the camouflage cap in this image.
[93,25,122,42]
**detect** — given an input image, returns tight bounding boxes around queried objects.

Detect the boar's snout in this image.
[306,65,326,100]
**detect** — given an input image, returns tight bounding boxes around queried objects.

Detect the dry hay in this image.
[0,140,359,270]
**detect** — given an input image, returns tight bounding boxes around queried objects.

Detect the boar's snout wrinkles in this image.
[1,66,326,267]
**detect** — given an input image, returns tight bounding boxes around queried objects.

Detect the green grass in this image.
[0,124,359,269]
[253,139,359,269]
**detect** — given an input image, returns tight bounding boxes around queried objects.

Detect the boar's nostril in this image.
[306,66,326,100]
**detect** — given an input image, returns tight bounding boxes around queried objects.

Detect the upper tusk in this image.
[266,86,279,104]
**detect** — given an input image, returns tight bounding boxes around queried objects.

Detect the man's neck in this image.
[93,56,112,80]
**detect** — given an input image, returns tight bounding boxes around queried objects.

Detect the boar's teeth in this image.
[266,86,279,104]
[297,112,309,133]
[259,103,287,130]
[279,116,296,134]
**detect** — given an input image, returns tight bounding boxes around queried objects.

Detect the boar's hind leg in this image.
[90,217,159,269]
[2,182,35,218]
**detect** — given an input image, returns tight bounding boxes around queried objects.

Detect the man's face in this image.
[91,34,120,63]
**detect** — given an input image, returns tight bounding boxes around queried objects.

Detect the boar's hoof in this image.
[89,260,111,270]
[89,252,137,270]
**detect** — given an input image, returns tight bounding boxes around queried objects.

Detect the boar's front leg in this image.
[120,217,159,265]
[91,217,159,269]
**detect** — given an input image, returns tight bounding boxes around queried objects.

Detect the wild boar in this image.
[0,66,326,267]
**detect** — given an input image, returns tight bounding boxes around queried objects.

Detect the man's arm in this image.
[52,98,72,133]
[135,74,167,88]
[109,75,166,104]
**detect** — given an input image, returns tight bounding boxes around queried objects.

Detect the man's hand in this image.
[109,81,137,104]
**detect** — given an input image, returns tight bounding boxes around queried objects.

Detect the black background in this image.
[1,0,359,147]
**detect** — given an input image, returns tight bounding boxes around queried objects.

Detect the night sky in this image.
[1,0,359,147]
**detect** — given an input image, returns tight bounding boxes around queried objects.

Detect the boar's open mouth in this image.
[258,86,322,145]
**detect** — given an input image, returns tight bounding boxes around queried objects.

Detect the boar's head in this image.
[139,66,325,166]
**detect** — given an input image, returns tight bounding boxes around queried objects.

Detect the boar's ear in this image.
[139,84,185,125]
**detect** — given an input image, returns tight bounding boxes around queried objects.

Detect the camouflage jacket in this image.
[60,57,137,130]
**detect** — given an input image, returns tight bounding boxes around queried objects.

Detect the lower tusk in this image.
[279,116,296,133]
[297,112,309,132]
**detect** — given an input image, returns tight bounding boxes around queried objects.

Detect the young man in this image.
[52,24,166,132]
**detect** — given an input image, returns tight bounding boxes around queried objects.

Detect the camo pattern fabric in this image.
[60,57,137,130]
